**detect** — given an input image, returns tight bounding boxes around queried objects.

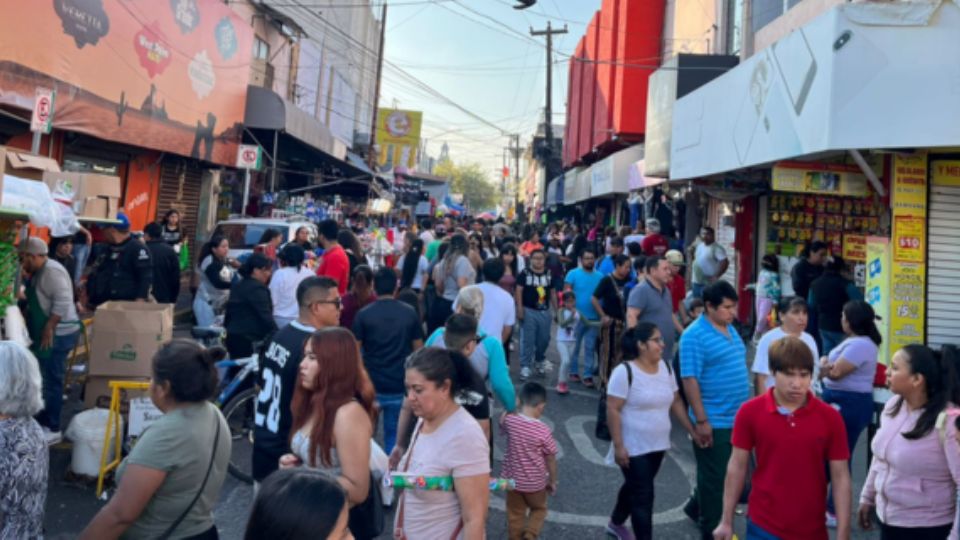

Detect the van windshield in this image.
[214,223,290,249]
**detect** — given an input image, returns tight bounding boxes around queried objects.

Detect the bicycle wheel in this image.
[221,387,257,484]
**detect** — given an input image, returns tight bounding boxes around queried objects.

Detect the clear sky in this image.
[379,0,602,179]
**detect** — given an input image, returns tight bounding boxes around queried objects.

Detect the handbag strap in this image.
[393,423,463,540]
[159,411,222,540]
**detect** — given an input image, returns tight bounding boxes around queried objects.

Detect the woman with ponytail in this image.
[281,327,376,508]
[428,234,475,334]
[819,299,882,525]
[81,340,231,540]
[397,233,429,293]
[858,344,960,538]
[393,347,490,540]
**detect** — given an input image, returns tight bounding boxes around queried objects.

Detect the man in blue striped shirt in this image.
[679,281,750,540]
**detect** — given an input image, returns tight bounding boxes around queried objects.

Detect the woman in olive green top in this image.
[80,340,231,540]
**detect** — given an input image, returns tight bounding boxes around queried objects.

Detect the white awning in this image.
[590,144,644,197]
[670,1,960,180]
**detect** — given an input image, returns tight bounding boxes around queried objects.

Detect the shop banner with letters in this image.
[887,154,928,356]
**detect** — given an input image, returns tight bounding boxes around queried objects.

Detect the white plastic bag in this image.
[369,440,393,506]
[2,305,31,346]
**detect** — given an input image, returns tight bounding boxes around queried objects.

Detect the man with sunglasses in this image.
[252,276,341,486]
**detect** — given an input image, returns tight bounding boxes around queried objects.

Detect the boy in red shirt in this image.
[315,218,349,295]
[500,382,559,540]
[714,336,852,540]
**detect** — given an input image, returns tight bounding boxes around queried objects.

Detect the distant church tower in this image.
[439,142,450,162]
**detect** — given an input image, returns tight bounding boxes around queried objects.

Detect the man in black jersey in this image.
[252,276,341,484]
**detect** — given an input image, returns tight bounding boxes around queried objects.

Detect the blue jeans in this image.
[569,319,599,380]
[746,518,781,540]
[72,242,90,283]
[820,330,845,357]
[692,283,705,299]
[821,387,874,514]
[377,393,405,454]
[35,332,79,432]
[520,309,551,369]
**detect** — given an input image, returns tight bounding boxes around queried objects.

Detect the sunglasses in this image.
[313,298,342,310]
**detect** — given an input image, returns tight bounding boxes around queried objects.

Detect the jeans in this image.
[193,296,216,328]
[377,393,405,454]
[746,518,781,540]
[520,309,551,369]
[556,341,575,386]
[820,330,845,357]
[35,332,79,432]
[611,451,665,540]
[880,522,952,540]
[72,242,90,284]
[569,319,599,380]
[821,388,874,514]
[692,283,705,299]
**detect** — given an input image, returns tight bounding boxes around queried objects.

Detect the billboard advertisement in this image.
[376,108,422,170]
[0,0,253,166]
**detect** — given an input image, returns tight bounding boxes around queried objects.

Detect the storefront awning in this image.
[546,175,564,206]
[563,167,582,204]
[244,85,347,161]
[670,1,960,181]
[590,144,644,196]
[628,159,667,191]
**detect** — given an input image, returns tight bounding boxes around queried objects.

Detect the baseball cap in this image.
[103,212,131,232]
[665,249,684,265]
[20,237,48,256]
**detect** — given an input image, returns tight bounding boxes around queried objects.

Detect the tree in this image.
[434,158,499,212]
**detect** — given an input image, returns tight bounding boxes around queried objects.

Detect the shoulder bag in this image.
[158,412,222,540]
[596,362,633,441]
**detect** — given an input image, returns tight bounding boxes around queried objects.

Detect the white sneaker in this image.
[520,367,531,380]
[825,511,837,529]
[42,427,62,446]
[536,363,546,376]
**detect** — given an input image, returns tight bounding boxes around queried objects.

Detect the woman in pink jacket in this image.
[859,344,960,540]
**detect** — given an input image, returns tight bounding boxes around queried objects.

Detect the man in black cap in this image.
[86,213,153,307]
[143,222,180,304]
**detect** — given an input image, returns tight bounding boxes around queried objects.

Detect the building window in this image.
[751,0,804,35]
[253,37,269,60]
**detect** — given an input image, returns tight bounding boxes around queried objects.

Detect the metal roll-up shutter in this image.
[157,158,203,258]
[926,181,960,348]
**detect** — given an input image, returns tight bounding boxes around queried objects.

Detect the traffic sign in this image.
[236,144,263,170]
[30,87,56,134]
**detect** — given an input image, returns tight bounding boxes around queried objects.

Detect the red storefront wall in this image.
[564,40,585,167]
[592,0,620,150]
[612,0,666,137]
[576,12,600,161]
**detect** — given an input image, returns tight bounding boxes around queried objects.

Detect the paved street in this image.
[44,329,882,539]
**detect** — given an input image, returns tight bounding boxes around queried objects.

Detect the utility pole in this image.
[367,2,388,170]
[530,21,567,166]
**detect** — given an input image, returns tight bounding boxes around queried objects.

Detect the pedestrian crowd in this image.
[2,213,959,540]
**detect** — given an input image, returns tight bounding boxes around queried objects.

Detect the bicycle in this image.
[191,326,258,485]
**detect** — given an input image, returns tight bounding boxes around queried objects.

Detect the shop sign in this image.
[376,109,422,170]
[892,154,927,218]
[30,87,56,134]
[890,261,926,355]
[842,234,866,263]
[931,160,960,187]
[893,215,924,264]
[865,237,891,367]
[591,158,614,195]
[236,144,262,170]
[771,162,869,197]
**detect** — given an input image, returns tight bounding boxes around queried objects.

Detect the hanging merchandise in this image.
[766,193,883,259]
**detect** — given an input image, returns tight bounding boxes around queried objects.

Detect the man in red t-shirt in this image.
[315,218,350,296]
[640,218,669,257]
[714,336,851,540]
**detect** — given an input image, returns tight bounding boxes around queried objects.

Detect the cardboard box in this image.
[83,375,151,411]
[89,302,174,377]
[43,171,121,220]
[0,146,61,209]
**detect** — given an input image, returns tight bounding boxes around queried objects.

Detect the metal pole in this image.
[242,169,251,217]
[271,129,279,192]
[30,132,41,154]
[367,2,388,170]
